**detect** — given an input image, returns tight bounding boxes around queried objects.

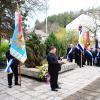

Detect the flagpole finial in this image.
[16,0,20,11]
[78,25,82,32]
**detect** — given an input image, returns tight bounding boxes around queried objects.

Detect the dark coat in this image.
[47,53,61,73]
[6,50,19,67]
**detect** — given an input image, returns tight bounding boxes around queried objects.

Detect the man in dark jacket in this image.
[47,46,61,91]
[66,44,74,62]
[96,48,100,66]
[6,49,20,88]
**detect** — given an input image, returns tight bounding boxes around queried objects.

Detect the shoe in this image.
[56,87,61,89]
[51,89,58,92]
[15,83,20,86]
[8,85,12,88]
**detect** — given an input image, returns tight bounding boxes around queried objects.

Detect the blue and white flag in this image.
[4,59,13,73]
[77,43,84,52]
[86,50,93,57]
[68,48,73,55]
[10,11,27,63]
[78,25,84,52]
[84,49,93,58]
[79,30,84,45]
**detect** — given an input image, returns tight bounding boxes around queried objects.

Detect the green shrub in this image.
[45,32,58,54]
[0,39,9,68]
[45,32,66,57]
[25,32,46,68]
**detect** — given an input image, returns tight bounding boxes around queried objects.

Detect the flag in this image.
[78,25,84,45]
[77,43,84,52]
[4,59,13,73]
[84,49,93,58]
[85,31,89,49]
[10,11,27,63]
[68,48,73,55]
[78,25,84,51]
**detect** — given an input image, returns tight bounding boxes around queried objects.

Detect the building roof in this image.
[66,14,100,30]
[66,14,100,41]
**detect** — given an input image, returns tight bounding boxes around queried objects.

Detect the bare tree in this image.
[0,0,46,44]
[84,13,100,37]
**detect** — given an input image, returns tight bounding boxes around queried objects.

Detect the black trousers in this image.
[49,71,59,89]
[7,65,18,86]
[87,58,92,66]
[96,58,100,66]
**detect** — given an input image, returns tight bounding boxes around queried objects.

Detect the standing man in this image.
[6,49,20,88]
[96,47,100,66]
[67,44,74,62]
[74,46,80,66]
[47,46,61,91]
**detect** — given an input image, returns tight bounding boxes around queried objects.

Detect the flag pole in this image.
[81,52,83,68]
[17,0,21,87]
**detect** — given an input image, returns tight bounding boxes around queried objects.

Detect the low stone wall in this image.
[21,67,40,78]
[21,63,78,78]
[59,63,78,73]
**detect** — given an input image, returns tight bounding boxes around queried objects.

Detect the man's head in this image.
[50,46,56,54]
[70,44,74,48]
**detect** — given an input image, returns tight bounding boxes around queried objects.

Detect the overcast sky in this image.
[48,0,100,15]
[28,0,100,28]
[41,0,100,20]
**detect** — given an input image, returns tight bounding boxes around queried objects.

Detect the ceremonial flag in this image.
[78,25,84,52]
[78,25,84,46]
[4,59,13,73]
[10,11,27,63]
[85,31,89,49]
[84,49,93,58]
[68,48,73,55]
[77,43,84,52]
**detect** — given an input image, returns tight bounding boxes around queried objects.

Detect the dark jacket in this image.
[6,50,19,67]
[47,53,61,73]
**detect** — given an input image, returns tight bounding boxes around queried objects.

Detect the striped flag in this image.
[10,11,27,63]
[68,48,73,55]
[78,25,84,52]
[78,25,84,45]
[85,31,89,49]
[77,43,84,52]
[4,59,13,73]
[84,49,93,58]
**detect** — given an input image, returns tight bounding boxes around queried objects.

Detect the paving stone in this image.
[13,92,26,98]
[19,94,33,100]
[79,89,99,96]
[37,94,49,99]
[2,96,18,100]
[25,91,42,97]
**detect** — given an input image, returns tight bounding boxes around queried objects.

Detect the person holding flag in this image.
[9,3,27,86]
[95,47,100,66]
[5,2,27,87]
[77,25,85,67]
[6,48,20,88]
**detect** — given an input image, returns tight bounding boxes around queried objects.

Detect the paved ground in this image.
[64,78,100,100]
[0,66,100,100]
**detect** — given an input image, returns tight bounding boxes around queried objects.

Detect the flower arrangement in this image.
[38,64,49,80]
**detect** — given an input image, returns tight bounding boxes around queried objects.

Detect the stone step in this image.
[21,63,78,79]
